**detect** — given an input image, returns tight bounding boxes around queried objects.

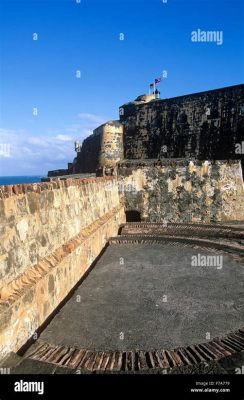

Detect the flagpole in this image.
[154,80,156,99]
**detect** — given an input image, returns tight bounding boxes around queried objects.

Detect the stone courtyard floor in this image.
[2,226,244,374]
[39,243,244,351]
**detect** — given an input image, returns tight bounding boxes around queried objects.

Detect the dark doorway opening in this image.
[125,210,141,222]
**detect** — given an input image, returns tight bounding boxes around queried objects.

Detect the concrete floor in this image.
[40,243,244,351]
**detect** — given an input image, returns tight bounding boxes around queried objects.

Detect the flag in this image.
[155,77,163,85]
[150,83,154,89]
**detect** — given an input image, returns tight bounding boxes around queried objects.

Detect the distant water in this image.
[0,176,44,186]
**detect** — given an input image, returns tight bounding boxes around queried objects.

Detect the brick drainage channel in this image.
[27,329,244,372]
[109,236,244,257]
[121,222,244,240]
[22,222,244,373]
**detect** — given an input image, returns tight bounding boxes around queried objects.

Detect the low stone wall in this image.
[118,160,244,223]
[0,177,121,287]
[0,177,125,360]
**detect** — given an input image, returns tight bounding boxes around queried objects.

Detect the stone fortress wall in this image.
[119,84,244,162]
[118,159,244,222]
[98,121,124,169]
[0,178,125,359]
[48,84,244,177]
[46,85,244,224]
[51,84,244,223]
[64,121,124,174]
[0,84,244,363]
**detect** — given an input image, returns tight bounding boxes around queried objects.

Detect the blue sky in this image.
[0,0,243,175]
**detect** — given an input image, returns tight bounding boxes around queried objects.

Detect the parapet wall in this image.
[118,160,244,223]
[0,178,125,360]
[0,178,121,287]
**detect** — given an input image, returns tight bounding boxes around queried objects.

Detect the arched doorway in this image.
[125,210,141,222]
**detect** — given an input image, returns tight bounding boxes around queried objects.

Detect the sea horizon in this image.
[0,175,45,186]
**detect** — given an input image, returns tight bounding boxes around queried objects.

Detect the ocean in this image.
[0,176,44,186]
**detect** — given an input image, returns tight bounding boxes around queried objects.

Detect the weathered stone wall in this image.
[118,160,244,223]
[0,178,122,287]
[0,178,125,359]
[47,85,244,177]
[98,121,124,169]
[74,132,101,173]
[119,84,244,163]
[73,120,123,174]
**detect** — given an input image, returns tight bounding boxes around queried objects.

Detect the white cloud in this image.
[77,113,106,125]
[64,113,106,139]
[0,128,75,175]
[54,134,73,142]
[0,112,108,175]
[65,113,106,137]
[65,124,83,133]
